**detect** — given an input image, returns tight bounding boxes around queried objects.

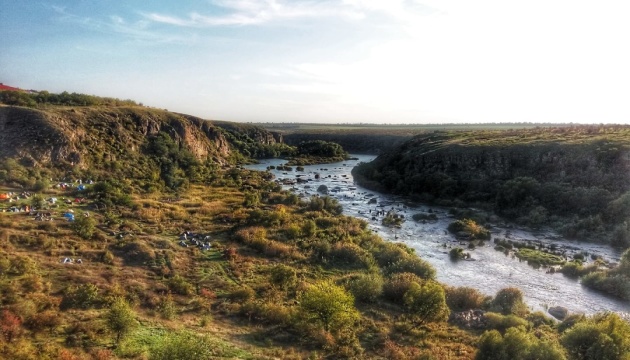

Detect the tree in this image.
[561,313,630,360]
[72,213,96,239]
[106,297,136,344]
[298,280,359,333]
[491,287,528,316]
[476,327,566,360]
[0,309,22,342]
[403,281,449,326]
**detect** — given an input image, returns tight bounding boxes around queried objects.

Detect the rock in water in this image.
[548,306,568,320]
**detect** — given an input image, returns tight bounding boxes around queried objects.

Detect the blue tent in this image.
[77,184,86,191]
[63,213,75,221]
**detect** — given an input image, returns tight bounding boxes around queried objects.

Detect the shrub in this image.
[347,273,384,303]
[383,272,422,303]
[106,297,136,343]
[484,312,529,333]
[61,283,101,309]
[403,281,449,326]
[449,247,469,261]
[166,275,194,296]
[476,327,566,360]
[372,242,413,268]
[445,286,488,311]
[228,286,256,302]
[448,218,491,240]
[330,242,375,269]
[384,256,436,280]
[269,264,297,291]
[561,313,630,360]
[298,280,359,333]
[490,288,528,316]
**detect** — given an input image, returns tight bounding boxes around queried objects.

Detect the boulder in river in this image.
[548,306,568,320]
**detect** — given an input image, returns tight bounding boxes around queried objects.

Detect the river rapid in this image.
[245,155,630,318]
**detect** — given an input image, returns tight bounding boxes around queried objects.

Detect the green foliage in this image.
[88,180,133,207]
[448,219,491,240]
[0,90,138,107]
[445,286,488,311]
[561,313,630,360]
[383,272,422,303]
[297,140,347,158]
[403,281,449,326]
[382,211,405,228]
[61,283,100,309]
[166,275,194,296]
[449,247,469,261]
[491,288,528,316]
[476,327,566,360]
[347,273,383,303]
[106,297,136,344]
[484,313,529,333]
[353,128,630,246]
[269,264,297,291]
[306,195,342,215]
[145,132,198,190]
[384,256,436,280]
[242,192,260,208]
[149,330,222,360]
[71,214,96,240]
[298,280,359,333]
[514,248,565,267]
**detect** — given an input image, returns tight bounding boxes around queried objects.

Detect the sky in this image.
[2,0,630,124]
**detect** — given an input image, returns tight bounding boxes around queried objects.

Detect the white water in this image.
[245,155,630,318]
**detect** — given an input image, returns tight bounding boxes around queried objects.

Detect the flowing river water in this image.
[246,155,630,318]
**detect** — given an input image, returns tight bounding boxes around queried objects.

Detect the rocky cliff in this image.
[0,105,281,169]
[353,127,630,243]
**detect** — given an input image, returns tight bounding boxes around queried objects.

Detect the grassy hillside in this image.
[0,93,628,359]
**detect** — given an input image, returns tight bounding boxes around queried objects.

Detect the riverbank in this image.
[246,155,630,318]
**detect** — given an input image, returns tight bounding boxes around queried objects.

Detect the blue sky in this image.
[2,1,630,124]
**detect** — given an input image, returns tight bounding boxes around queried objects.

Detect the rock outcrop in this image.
[0,105,279,168]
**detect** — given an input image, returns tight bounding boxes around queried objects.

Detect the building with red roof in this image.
[0,83,23,92]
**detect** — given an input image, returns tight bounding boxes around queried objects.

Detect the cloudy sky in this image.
[2,0,630,124]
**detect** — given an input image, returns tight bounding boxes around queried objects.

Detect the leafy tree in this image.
[269,264,297,291]
[347,273,384,303]
[476,327,566,360]
[106,297,136,344]
[561,313,630,360]
[403,281,449,326]
[72,213,96,239]
[491,287,528,316]
[298,280,359,332]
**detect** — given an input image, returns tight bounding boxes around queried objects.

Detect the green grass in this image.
[515,248,565,267]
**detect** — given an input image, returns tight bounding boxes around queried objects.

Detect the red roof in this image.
[0,83,22,92]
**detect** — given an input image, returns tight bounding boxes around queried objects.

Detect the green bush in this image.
[166,275,194,296]
[561,313,630,360]
[445,286,488,311]
[61,283,101,309]
[71,214,96,240]
[383,272,422,303]
[403,281,449,326]
[484,313,529,332]
[384,256,436,280]
[490,287,528,316]
[347,273,383,303]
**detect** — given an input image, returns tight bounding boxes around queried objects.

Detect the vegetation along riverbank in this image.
[0,90,629,359]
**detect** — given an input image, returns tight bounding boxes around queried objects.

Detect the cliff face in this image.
[0,106,240,168]
[356,130,630,195]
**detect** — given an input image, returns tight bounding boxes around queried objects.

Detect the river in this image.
[245,155,630,318]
